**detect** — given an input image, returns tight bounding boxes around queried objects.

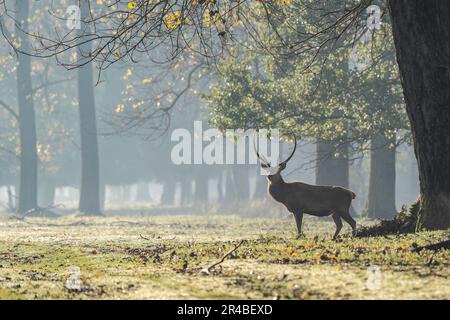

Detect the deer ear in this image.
[261,163,269,168]
[279,162,287,170]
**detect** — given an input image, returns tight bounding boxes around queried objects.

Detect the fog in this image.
[0,1,424,220]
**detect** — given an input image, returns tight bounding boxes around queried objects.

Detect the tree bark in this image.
[366,134,397,219]
[388,0,450,229]
[16,0,38,214]
[77,0,101,215]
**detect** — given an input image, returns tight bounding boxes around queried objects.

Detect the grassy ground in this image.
[0,214,448,299]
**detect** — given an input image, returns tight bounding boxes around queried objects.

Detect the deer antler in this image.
[253,133,270,166]
[280,136,297,165]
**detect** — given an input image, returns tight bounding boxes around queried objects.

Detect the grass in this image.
[0,214,448,299]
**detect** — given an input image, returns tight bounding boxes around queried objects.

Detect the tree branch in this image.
[0,99,19,120]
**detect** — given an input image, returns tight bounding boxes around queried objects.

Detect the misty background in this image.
[0,60,419,217]
[0,0,419,219]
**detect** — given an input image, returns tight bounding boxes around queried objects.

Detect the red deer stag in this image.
[256,137,357,239]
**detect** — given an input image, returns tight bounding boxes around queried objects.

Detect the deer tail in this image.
[342,187,356,200]
[334,186,356,200]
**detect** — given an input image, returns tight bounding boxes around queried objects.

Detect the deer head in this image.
[255,136,297,183]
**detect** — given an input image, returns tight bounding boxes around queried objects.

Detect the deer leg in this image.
[332,214,343,240]
[340,211,357,236]
[293,211,304,238]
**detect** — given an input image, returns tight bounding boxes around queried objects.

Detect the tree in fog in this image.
[107,54,220,210]
[0,1,39,214]
[388,1,450,229]
[203,29,407,218]
[2,0,448,228]
[0,43,19,210]
[0,2,80,214]
[75,0,101,215]
[34,61,79,209]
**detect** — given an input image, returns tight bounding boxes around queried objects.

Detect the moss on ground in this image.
[0,215,448,299]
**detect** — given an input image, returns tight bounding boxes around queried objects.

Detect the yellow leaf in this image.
[115,104,125,113]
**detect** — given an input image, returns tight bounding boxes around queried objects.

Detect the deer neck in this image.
[268,173,285,185]
[268,174,286,202]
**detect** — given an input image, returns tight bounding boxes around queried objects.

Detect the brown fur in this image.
[265,165,357,239]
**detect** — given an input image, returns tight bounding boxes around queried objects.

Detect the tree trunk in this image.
[389,0,450,229]
[224,166,236,206]
[316,140,359,215]
[233,166,250,201]
[180,178,192,207]
[16,0,38,214]
[161,180,176,206]
[136,182,151,202]
[216,171,224,203]
[253,164,267,199]
[99,182,106,211]
[77,0,101,215]
[120,185,132,203]
[7,185,15,211]
[366,134,397,219]
[316,140,349,187]
[39,180,56,208]
[111,185,121,204]
[194,174,209,207]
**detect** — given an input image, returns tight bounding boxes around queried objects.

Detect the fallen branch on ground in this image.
[412,239,450,252]
[139,234,176,241]
[9,205,64,220]
[139,234,151,240]
[201,240,245,275]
